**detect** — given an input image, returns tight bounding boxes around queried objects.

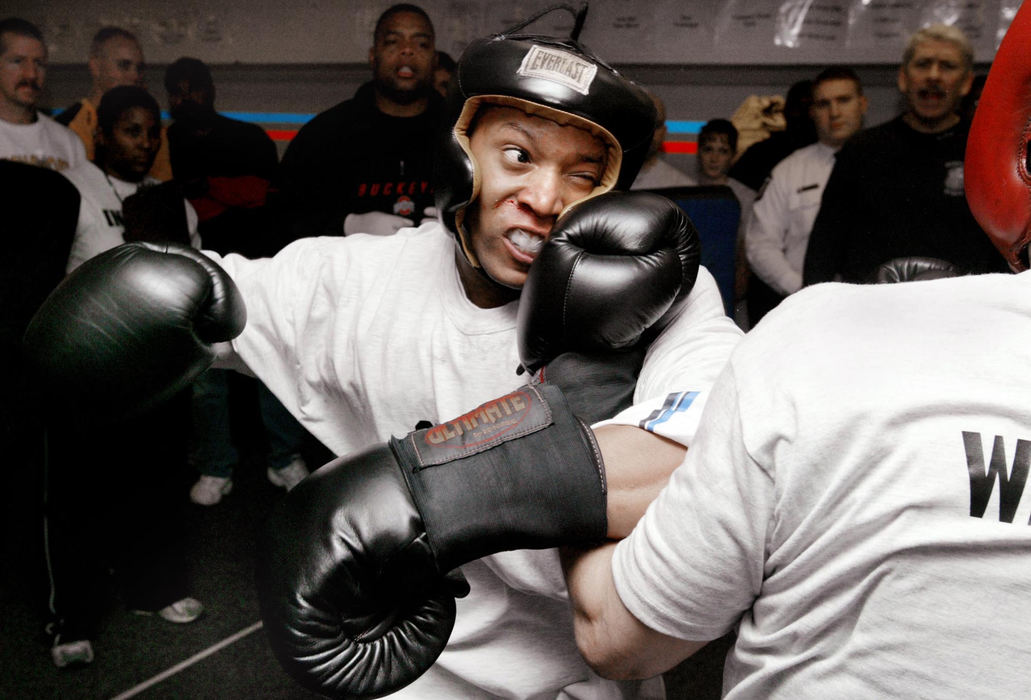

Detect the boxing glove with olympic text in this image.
[256,384,606,698]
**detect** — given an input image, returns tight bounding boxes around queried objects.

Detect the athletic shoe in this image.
[51,639,94,667]
[190,475,232,505]
[132,597,204,624]
[267,456,309,491]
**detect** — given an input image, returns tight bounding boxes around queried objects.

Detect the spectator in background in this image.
[274,3,444,238]
[164,56,280,257]
[46,86,203,668]
[804,24,1006,284]
[696,118,755,315]
[162,56,313,506]
[631,91,696,190]
[56,26,172,180]
[62,86,198,270]
[746,67,867,324]
[0,17,86,171]
[434,49,455,97]
[0,161,79,629]
[729,79,816,191]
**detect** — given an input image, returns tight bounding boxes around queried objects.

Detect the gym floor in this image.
[1,378,729,699]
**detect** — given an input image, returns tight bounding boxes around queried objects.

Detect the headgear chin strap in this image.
[434,3,657,276]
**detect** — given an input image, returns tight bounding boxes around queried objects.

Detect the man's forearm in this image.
[560,424,706,678]
[592,424,686,539]
[561,543,706,679]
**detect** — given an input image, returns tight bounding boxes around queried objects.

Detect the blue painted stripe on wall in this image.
[154,110,701,134]
[666,120,705,134]
[222,111,315,124]
[156,110,314,124]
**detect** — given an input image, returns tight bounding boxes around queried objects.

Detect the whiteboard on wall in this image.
[7,0,1022,65]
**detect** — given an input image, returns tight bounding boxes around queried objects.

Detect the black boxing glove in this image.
[869,256,964,284]
[518,190,701,422]
[256,383,606,698]
[23,242,246,420]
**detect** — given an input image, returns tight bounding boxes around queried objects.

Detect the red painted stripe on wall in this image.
[663,141,697,154]
[267,129,299,141]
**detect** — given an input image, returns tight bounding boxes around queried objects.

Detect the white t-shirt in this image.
[0,112,86,172]
[614,271,1031,698]
[62,161,199,272]
[745,141,837,296]
[212,222,743,698]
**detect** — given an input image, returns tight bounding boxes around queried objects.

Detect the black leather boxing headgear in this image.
[434,3,657,272]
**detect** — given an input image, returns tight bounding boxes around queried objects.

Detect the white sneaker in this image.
[51,639,94,667]
[133,597,204,624]
[190,475,232,505]
[267,455,309,491]
[158,597,204,623]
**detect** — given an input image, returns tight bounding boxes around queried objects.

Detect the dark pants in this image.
[44,392,192,641]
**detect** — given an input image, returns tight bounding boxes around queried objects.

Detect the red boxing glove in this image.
[965,2,1031,271]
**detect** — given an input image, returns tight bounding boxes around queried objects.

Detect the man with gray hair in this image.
[56,26,171,180]
[803,23,1006,285]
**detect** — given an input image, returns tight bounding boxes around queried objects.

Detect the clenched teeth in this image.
[507,229,545,255]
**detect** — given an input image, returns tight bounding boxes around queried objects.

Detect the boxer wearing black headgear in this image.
[25,4,743,697]
[435,4,656,300]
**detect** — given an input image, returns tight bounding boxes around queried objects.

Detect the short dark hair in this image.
[699,118,738,153]
[812,66,863,96]
[97,85,160,135]
[164,56,214,96]
[90,26,138,57]
[436,50,455,72]
[374,4,434,42]
[0,17,44,54]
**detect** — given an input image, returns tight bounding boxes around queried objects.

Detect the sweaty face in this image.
[810,78,867,148]
[698,134,733,181]
[898,39,972,131]
[92,36,145,94]
[464,106,607,291]
[0,33,46,117]
[98,106,160,182]
[369,11,435,105]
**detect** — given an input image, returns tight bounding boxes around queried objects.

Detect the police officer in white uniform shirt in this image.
[745,67,867,316]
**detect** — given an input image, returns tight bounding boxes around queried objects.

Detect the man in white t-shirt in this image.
[25,7,743,697]
[0,18,85,171]
[555,5,1031,697]
[745,66,867,323]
